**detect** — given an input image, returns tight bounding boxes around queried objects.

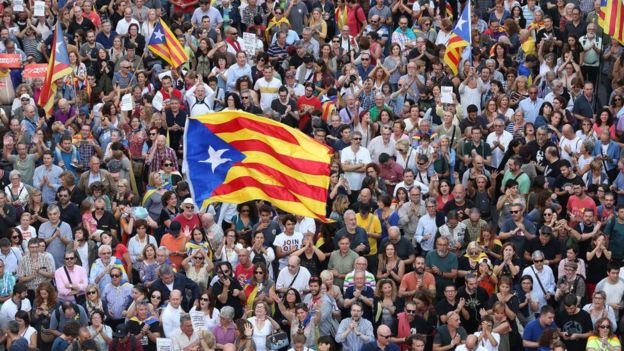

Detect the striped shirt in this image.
[16,253,55,291]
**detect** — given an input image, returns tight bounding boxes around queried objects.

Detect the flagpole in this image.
[126,49,149,87]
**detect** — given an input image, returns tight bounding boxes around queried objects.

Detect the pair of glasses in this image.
[533,259,544,263]
[95,207,105,211]
[11,236,19,239]
[163,163,173,167]
[152,295,161,300]
[64,257,76,261]
[200,297,210,301]
[241,96,250,99]
[150,133,157,136]
[599,325,610,329]
[510,210,520,214]
[87,290,97,295]
[110,274,121,278]
[255,271,264,274]
[352,137,362,141]
[406,310,417,314]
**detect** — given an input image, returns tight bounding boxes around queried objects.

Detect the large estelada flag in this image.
[443,0,472,76]
[147,18,189,68]
[600,0,624,45]
[38,21,73,117]
[184,111,333,221]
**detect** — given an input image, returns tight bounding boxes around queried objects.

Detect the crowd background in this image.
[0,0,624,350]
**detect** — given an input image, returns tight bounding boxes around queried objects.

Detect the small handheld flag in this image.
[148,19,189,68]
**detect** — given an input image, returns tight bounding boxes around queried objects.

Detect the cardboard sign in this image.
[121,93,134,111]
[23,64,48,78]
[189,310,205,330]
[242,32,257,57]
[441,86,453,104]
[33,1,45,16]
[13,0,24,12]
[156,338,172,351]
[0,54,22,68]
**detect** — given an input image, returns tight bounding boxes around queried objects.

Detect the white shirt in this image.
[559,135,582,162]
[340,146,372,191]
[472,331,501,351]
[115,18,140,36]
[486,130,513,169]
[367,136,396,164]
[0,298,31,329]
[276,266,311,295]
[185,83,216,117]
[161,304,184,337]
[0,247,22,275]
[414,214,437,251]
[522,265,556,309]
[273,232,303,270]
[295,217,316,236]
[254,77,282,110]
[455,344,488,351]
[171,328,200,351]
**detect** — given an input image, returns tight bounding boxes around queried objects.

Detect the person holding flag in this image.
[443,1,472,76]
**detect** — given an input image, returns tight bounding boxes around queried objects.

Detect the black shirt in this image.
[435,299,459,324]
[457,286,489,334]
[271,98,299,128]
[94,210,118,233]
[442,199,475,222]
[555,309,593,351]
[525,140,556,168]
[59,203,82,229]
[212,278,244,319]
[67,18,96,37]
[127,319,162,351]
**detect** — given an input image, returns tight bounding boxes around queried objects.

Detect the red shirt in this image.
[174,213,201,238]
[296,95,322,130]
[235,263,254,285]
[567,195,597,228]
[160,88,185,110]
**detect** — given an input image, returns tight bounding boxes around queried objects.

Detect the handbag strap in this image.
[288,268,301,289]
[530,265,548,297]
[64,266,73,284]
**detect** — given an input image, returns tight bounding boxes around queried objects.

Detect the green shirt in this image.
[463,141,492,159]
[425,251,458,297]
[501,169,531,194]
[328,249,359,288]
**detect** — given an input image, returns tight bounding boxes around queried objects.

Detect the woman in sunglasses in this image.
[148,289,164,317]
[182,248,212,291]
[586,317,621,351]
[190,291,220,331]
[84,283,105,317]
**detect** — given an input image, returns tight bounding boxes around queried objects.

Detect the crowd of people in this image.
[0,0,624,350]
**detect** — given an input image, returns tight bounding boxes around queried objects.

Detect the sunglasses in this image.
[510,210,520,214]
[533,259,543,263]
[242,96,250,99]
[406,310,417,314]
[599,325,610,329]
[164,163,173,167]
[543,213,552,216]
[64,257,76,261]
[110,274,121,278]
[200,297,209,301]
[11,236,19,239]
[352,137,362,141]
[152,295,161,300]
[150,133,157,136]
[95,207,105,211]
[87,290,97,295]
[255,271,264,274]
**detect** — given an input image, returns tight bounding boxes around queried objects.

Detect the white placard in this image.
[189,310,205,330]
[156,338,172,351]
[441,86,453,104]
[13,0,24,12]
[121,93,134,111]
[33,1,45,16]
[242,32,257,57]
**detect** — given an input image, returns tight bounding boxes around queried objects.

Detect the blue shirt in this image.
[362,341,401,351]
[95,31,118,49]
[518,97,544,124]
[523,319,556,351]
[33,164,64,205]
[51,337,70,351]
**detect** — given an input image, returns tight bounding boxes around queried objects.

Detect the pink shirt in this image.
[54,265,89,302]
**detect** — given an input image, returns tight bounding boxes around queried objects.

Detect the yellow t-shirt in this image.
[586,335,621,351]
[356,213,382,256]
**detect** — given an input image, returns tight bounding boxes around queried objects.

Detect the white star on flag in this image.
[153,30,164,42]
[199,146,231,172]
[455,16,467,32]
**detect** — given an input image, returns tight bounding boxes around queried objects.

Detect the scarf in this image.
[396,312,411,351]
[226,37,241,53]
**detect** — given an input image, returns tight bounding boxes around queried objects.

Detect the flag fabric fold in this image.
[38,21,73,117]
[184,111,333,221]
[443,1,472,75]
[600,0,624,45]
[147,19,189,68]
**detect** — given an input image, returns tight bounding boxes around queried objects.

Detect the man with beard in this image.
[390,300,432,350]
[500,202,537,257]
[127,301,162,351]
[597,192,615,225]
[571,208,602,258]
[567,183,597,228]
[335,303,375,351]
[554,160,584,218]
[526,126,556,173]
[442,185,474,222]
[555,294,593,351]
[425,236,458,298]
[399,256,436,300]
[57,187,81,230]
[457,273,489,334]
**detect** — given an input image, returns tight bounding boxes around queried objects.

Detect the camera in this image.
[350,75,357,82]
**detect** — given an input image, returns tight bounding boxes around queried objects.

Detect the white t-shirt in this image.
[340,146,372,191]
[248,316,273,351]
[472,331,501,351]
[275,266,311,294]
[559,136,582,162]
[254,77,282,110]
[273,232,303,270]
[486,130,513,169]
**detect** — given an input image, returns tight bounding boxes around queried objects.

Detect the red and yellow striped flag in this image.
[147,19,189,68]
[184,111,333,221]
[600,0,624,44]
[39,21,73,117]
